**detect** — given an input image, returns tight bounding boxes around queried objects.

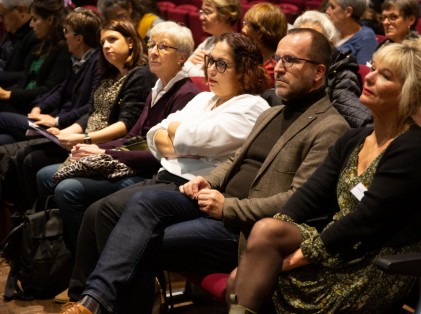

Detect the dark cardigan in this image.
[101,77,201,175]
[280,125,421,256]
[76,65,157,133]
[0,20,40,87]
[8,43,72,113]
[33,48,101,128]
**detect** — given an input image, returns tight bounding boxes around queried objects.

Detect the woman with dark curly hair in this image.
[60,32,270,314]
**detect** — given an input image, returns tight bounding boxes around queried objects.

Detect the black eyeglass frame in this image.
[204,54,234,73]
[274,54,319,68]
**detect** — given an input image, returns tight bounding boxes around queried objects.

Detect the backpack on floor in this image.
[0,196,73,300]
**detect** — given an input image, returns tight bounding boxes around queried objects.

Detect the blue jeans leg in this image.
[36,163,61,196]
[55,175,145,254]
[161,218,239,274]
[83,189,202,313]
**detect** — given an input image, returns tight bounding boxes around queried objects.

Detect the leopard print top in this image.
[85,74,128,133]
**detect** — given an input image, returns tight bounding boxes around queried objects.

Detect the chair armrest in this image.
[374,253,421,276]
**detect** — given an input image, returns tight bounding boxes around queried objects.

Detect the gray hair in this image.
[294,10,340,45]
[336,0,369,20]
[0,0,33,9]
[149,21,194,56]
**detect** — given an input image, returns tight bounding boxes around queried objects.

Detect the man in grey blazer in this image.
[61,28,350,314]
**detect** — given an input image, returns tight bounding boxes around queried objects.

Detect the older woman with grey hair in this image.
[0,0,39,87]
[294,10,372,128]
[378,0,419,48]
[326,0,378,64]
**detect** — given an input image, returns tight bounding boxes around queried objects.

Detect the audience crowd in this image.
[0,0,420,313]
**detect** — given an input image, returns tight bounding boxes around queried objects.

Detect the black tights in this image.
[228,218,303,312]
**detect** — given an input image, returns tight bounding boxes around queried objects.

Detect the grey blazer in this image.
[205,95,350,246]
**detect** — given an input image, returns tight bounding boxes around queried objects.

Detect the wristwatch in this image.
[84,133,92,144]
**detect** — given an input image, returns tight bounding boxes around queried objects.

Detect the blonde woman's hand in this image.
[281,249,309,272]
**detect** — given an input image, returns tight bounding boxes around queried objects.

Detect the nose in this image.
[207,62,217,75]
[326,7,331,15]
[364,70,375,85]
[103,40,111,49]
[274,59,286,73]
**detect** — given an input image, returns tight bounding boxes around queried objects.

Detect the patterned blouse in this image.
[85,74,127,133]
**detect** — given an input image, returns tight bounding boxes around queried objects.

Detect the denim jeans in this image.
[36,163,145,253]
[82,189,238,313]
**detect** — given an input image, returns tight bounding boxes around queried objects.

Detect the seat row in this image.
[157,0,325,46]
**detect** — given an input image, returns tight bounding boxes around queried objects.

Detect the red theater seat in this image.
[188,11,210,47]
[157,1,176,20]
[167,4,198,26]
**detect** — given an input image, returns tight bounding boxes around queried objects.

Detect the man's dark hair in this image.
[287,28,332,72]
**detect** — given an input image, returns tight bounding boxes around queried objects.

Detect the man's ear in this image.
[313,64,327,83]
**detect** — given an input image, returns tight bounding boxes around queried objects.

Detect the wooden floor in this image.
[0,258,226,314]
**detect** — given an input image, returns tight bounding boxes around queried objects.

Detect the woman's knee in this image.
[247,218,300,250]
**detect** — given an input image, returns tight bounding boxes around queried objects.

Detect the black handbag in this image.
[1,196,73,300]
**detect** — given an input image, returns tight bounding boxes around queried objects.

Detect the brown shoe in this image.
[54,289,70,304]
[60,302,93,314]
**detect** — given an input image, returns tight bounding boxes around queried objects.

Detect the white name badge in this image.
[350,182,368,201]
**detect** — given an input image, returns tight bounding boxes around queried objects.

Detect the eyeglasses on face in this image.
[204,54,233,73]
[274,54,319,68]
[199,9,213,16]
[147,41,177,53]
[63,27,79,36]
[379,14,400,23]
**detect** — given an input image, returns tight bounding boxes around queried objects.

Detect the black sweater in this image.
[280,125,421,256]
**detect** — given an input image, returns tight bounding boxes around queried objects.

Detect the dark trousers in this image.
[69,171,239,313]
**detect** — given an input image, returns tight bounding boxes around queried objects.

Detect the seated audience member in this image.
[227,39,421,314]
[0,7,102,145]
[59,29,349,314]
[360,4,385,35]
[0,0,39,88]
[0,0,72,114]
[183,0,241,77]
[377,0,419,49]
[96,0,163,41]
[294,10,372,127]
[37,21,201,254]
[326,0,378,64]
[241,2,287,87]
[0,18,155,215]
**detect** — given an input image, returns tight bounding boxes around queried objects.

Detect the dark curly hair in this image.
[205,32,270,95]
